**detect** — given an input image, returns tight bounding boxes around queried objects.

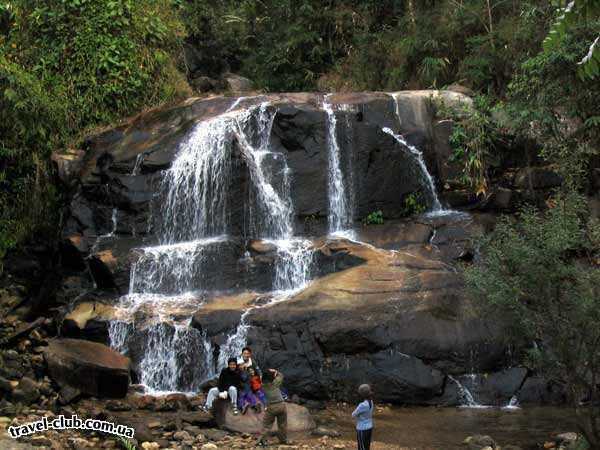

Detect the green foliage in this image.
[439,95,498,195]
[117,437,137,450]
[465,192,600,445]
[0,0,190,268]
[402,192,426,216]
[0,54,63,270]
[364,210,384,226]
[543,0,600,79]
[9,0,189,129]
[502,18,600,188]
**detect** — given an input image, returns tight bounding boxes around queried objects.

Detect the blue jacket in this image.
[352,399,374,431]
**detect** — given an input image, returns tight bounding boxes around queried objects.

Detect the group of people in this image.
[203,347,267,415]
[202,347,290,446]
[202,346,375,449]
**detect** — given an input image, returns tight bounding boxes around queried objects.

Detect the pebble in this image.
[201,444,218,450]
[173,431,192,441]
[141,443,160,450]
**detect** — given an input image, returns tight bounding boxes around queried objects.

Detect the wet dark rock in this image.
[57,385,82,405]
[191,309,242,340]
[43,338,130,398]
[0,375,13,393]
[517,376,566,405]
[10,377,40,405]
[514,166,562,190]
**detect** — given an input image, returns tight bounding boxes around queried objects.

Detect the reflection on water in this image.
[329,406,575,449]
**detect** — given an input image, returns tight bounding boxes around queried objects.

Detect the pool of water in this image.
[322,406,576,449]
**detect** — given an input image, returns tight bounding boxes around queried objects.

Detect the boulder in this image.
[10,377,40,405]
[463,435,496,450]
[517,376,566,405]
[43,338,130,398]
[514,167,562,190]
[51,149,85,186]
[213,400,315,434]
[224,73,254,93]
[243,240,505,402]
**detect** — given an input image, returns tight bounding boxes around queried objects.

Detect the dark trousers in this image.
[357,428,372,450]
[258,402,287,443]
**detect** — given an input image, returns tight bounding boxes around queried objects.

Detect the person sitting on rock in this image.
[256,369,291,446]
[237,346,261,375]
[203,357,241,415]
[352,384,374,450]
[238,366,266,414]
[249,367,266,410]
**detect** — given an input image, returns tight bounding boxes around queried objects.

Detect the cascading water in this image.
[108,103,314,393]
[156,117,235,243]
[382,127,444,213]
[323,96,354,236]
[386,93,457,215]
[131,153,145,176]
[235,103,314,294]
[447,375,484,408]
[128,236,228,295]
[502,395,520,410]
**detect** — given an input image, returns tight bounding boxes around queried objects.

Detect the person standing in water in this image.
[352,384,374,450]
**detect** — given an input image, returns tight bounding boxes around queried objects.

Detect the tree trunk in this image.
[407,0,416,31]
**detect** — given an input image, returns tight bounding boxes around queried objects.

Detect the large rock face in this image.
[52,91,545,405]
[43,338,131,398]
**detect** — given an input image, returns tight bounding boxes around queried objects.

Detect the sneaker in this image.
[256,440,268,447]
[200,405,209,413]
[232,406,239,415]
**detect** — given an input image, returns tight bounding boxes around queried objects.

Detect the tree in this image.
[544,0,600,79]
[465,193,600,446]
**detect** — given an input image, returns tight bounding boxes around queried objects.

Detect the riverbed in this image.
[315,405,576,449]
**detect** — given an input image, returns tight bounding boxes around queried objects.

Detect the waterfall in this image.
[502,395,520,410]
[323,96,354,236]
[108,103,314,393]
[382,127,444,213]
[131,153,145,175]
[236,103,294,240]
[448,375,480,408]
[90,208,118,253]
[387,93,458,215]
[128,236,228,295]
[138,321,210,394]
[156,116,235,243]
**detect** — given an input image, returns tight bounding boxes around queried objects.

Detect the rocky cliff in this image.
[47,91,565,406]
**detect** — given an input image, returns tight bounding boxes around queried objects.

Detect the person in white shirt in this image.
[237,346,261,375]
[352,384,374,450]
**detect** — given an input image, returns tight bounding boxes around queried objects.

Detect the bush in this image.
[0,55,64,270]
[402,192,426,216]
[8,0,189,130]
[0,0,190,268]
[364,210,384,226]
[438,95,499,196]
[465,192,600,445]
